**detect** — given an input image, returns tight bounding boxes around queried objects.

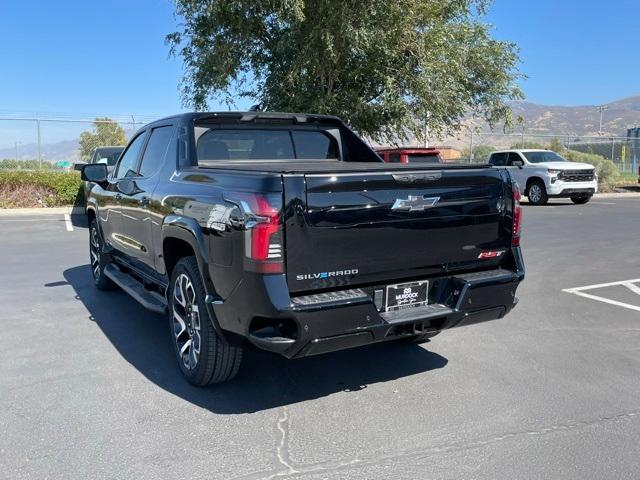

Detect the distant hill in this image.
[0,139,79,163]
[509,95,640,137]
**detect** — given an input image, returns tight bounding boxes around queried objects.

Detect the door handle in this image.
[139,196,150,208]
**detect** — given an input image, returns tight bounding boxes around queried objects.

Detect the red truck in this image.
[376,147,443,164]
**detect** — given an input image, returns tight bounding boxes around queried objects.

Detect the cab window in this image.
[507,152,524,166]
[488,152,507,166]
[115,133,147,178]
[139,126,175,177]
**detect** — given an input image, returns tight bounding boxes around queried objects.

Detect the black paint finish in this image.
[85,112,524,358]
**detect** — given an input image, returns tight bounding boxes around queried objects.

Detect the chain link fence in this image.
[0,115,158,171]
[453,130,639,174]
[1,114,639,176]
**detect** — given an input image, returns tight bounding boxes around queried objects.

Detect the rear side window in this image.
[489,152,507,166]
[291,131,338,159]
[195,128,339,162]
[388,153,401,163]
[139,126,175,177]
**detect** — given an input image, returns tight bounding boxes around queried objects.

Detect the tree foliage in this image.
[167,0,522,142]
[462,144,496,163]
[78,118,127,161]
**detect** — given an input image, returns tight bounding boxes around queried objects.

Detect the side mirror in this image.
[512,159,524,168]
[81,163,108,184]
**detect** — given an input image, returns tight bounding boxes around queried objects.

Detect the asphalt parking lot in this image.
[2,197,640,480]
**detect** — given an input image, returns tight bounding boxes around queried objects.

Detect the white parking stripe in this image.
[64,214,73,232]
[623,282,640,296]
[563,278,640,292]
[564,290,640,313]
[563,278,640,312]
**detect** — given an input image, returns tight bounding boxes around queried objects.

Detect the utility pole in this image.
[596,105,608,136]
[36,118,42,168]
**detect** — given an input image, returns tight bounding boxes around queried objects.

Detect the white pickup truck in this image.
[488,149,597,205]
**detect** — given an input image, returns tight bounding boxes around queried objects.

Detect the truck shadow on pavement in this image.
[62,264,448,414]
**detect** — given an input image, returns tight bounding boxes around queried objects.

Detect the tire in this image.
[527,180,548,205]
[570,194,592,205]
[169,256,243,386]
[89,219,115,290]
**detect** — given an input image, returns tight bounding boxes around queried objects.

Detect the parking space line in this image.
[564,278,640,292]
[64,214,73,232]
[563,278,640,313]
[563,290,640,313]
[623,282,640,296]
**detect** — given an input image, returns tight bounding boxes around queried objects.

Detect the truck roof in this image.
[147,111,343,128]
[491,149,553,154]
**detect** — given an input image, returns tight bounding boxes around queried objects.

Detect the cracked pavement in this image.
[1,198,640,479]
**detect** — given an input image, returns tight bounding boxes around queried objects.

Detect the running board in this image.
[104,264,167,314]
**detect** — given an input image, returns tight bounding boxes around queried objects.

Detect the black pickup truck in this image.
[81,112,525,385]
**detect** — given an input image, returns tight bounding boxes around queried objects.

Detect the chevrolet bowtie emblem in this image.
[391,195,440,211]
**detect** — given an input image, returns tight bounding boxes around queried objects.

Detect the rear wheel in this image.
[527,180,548,206]
[169,256,243,386]
[570,193,592,204]
[89,219,115,290]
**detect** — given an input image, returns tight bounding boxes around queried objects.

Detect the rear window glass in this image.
[406,153,441,164]
[194,128,339,162]
[91,148,124,166]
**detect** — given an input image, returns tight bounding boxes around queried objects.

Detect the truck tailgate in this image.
[284,167,511,293]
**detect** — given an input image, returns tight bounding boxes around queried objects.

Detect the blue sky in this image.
[0,0,638,120]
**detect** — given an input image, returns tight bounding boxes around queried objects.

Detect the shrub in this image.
[0,171,83,207]
[562,149,620,192]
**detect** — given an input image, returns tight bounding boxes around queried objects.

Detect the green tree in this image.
[167,0,522,143]
[78,118,127,161]
[462,144,496,163]
[548,137,564,153]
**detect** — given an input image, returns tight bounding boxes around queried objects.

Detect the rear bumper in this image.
[210,248,525,358]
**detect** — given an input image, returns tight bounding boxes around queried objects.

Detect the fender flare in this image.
[161,214,212,287]
[160,215,229,339]
[524,175,545,194]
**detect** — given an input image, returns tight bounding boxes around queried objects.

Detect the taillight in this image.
[225,192,283,274]
[512,182,522,247]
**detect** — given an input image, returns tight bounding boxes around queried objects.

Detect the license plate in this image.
[385,281,429,311]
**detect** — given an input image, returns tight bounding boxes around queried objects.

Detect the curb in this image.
[0,206,85,217]
[593,192,640,199]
